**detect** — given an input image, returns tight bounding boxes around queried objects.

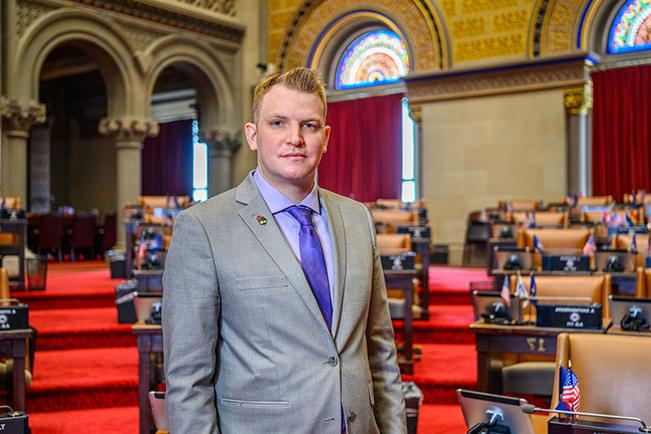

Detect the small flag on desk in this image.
[626,212,635,227]
[516,272,529,308]
[529,211,536,229]
[533,234,544,251]
[501,276,511,307]
[556,363,581,413]
[530,274,538,306]
[631,231,638,252]
[582,234,596,257]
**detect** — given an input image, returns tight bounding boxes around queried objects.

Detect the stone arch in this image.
[279,0,447,74]
[12,8,137,117]
[579,0,635,56]
[143,35,236,131]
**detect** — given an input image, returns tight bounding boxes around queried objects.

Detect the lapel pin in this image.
[256,215,267,225]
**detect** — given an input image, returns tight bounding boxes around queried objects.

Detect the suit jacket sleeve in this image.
[162,211,221,434]
[364,209,408,433]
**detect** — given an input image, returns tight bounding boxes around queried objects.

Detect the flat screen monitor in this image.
[457,389,535,434]
[595,250,635,272]
[471,291,521,323]
[609,295,651,330]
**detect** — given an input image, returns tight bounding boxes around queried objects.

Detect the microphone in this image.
[521,403,651,433]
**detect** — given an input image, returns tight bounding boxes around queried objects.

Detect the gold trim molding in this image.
[564,81,593,115]
[406,52,596,103]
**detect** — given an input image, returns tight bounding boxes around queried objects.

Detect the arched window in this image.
[608,0,651,54]
[335,29,410,90]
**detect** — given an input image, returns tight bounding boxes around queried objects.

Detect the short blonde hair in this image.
[252,67,327,123]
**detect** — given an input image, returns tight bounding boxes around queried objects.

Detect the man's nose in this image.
[286,123,304,146]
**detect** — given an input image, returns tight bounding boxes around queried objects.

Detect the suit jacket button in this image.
[328,356,338,366]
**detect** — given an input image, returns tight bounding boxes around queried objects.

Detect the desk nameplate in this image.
[549,416,641,433]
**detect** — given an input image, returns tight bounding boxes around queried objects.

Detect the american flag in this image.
[560,365,581,413]
[533,234,544,251]
[582,235,596,256]
[530,274,538,306]
[501,276,511,307]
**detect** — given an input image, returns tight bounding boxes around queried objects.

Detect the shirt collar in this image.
[253,169,321,215]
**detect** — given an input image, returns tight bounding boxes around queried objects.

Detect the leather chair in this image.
[69,214,97,261]
[544,333,651,431]
[0,197,21,209]
[500,275,612,399]
[101,212,117,253]
[499,199,542,211]
[377,233,412,257]
[612,233,649,269]
[517,228,592,270]
[511,211,568,228]
[35,213,65,262]
[371,209,419,228]
[576,195,613,207]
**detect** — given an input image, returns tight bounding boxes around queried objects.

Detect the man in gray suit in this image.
[163,67,407,434]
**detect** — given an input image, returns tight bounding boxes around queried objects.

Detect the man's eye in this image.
[271,120,284,127]
[303,123,317,130]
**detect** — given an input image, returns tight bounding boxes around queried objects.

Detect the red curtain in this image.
[592,65,651,199]
[142,119,194,195]
[319,93,403,202]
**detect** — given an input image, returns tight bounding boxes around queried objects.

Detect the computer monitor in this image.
[457,389,535,434]
[471,291,521,323]
[609,295,651,330]
[595,250,636,272]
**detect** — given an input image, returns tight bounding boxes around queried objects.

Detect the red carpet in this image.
[19,262,480,433]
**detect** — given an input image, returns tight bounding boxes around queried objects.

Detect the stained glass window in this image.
[335,29,410,90]
[609,0,651,54]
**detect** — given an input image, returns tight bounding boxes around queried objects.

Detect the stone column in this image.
[564,82,593,197]
[201,128,241,196]
[99,116,158,247]
[0,97,46,204]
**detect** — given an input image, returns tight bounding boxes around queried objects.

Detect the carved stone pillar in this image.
[0,97,46,203]
[99,116,158,247]
[564,82,593,197]
[201,128,241,196]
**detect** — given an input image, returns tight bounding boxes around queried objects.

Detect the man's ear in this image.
[323,125,331,154]
[244,122,258,150]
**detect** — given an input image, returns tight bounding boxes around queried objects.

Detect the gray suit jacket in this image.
[163,173,407,434]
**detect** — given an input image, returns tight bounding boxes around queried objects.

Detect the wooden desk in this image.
[469,321,602,393]
[0,220,27,290]
[412,237,431,320]
[0,329,32,411]
[487,238,517,276]
[385,270,416,374]
[133,323,163,434]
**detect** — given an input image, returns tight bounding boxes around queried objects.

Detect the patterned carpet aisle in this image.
[20,262,484,433]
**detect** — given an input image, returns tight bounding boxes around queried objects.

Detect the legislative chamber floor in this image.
[14,261,485,433]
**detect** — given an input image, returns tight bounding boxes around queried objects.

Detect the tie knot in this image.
[286,205,314,227]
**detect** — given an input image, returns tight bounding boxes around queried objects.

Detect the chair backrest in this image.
[377,233,412,256]
[35,214,65,250]
[0,197,21,209]
[102,212,117,250]
[576,195,613,207]
[552,333,651,424]
[518,228,592,251]
[499,199,541,211]
[509,274,611,319]
[138,195,190,209]
[511,211,568,227]
[371,209,419,226]
[70,214,97,248]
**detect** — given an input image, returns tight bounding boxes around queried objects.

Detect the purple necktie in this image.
[286,205,333,328]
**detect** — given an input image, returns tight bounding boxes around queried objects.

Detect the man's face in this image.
[245,84,330,192]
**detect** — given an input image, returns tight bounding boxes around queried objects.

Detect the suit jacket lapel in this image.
[320,190,347,340]
[236,174,332,336]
